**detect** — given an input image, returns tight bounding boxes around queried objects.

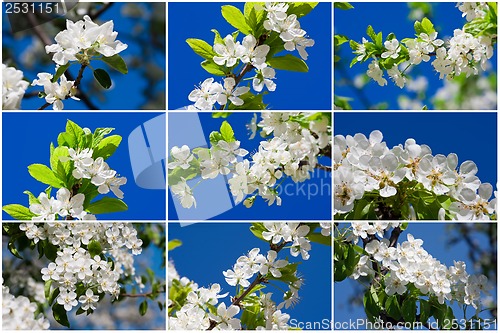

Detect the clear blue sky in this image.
[334,223,497,329]
[168,2,332,110]
[334,112,497,188]
[334,2,498,110]
[169,222,332,329]
[168,112,332,221]
[2,3,165,110]
[2,112,166,220]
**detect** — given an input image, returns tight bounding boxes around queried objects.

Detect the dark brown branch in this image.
[90,3,114,20]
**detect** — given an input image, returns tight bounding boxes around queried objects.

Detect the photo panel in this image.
[168,221,332,330]
[334,222,497,330]
[2,2,166,110]
[168,111,332,221]
[168,2,332,110]
[334,2,497,110]
[334,112,497,221]
[2,112,166,221]
[2,222,166,329]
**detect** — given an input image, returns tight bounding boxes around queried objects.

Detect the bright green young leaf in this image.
[201,60,227,76]
[24,190,40,206]
[92,127,114,148]
[267,54,308,72]
[221,5,252,35]
[366,25,377,42]
[64,119,85,148]
[44,280,52,300]
[186,38,216,60]
[3,204,35,220]
[93,68,112,89]
[334,34,349,47]
[228,91,267,110]
[52,63,70,83]
[245,4,266,36]
[209,131,224,145]
[87,197,128,214]
[102,54,128,74]
[334,2,354,10]
[287,2,319,18]
[414,21,424,35]
[421,17,435,34]
[307,232,331,246]
[220,121,236,142]
[28,164,65,187]
[168,239,182,251]
[211,29,225,46]
[93,135,122,160]
[88,240,103,257]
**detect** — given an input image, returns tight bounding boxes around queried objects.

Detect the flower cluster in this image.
[66,147,127,199]
[45,15,127,66]
[20,222,143,314]
[349,225,491,310]
[31,72,79,110]
[2,64,29,110]
[29,187,91,221]
[431,29,493,80]
[32,15,127,109]
[334,130,496,220]
[169,113,331,209]
[352,4,495,89]
[457,2,488,22]
[2,285,50,330]
[188,3,314,110]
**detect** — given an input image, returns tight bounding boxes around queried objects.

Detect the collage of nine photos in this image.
[0,1,497,331]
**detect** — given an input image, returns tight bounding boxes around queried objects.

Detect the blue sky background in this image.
[2,2,165,110]
[168,2,332,110]
[334,2,498,110]
[2,112,166,220]
[335,223,497,329]
[334,112,497,189]
[168,112,332,221]
[169,222,332,329]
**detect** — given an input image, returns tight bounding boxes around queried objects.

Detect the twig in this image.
[90,3,114,20]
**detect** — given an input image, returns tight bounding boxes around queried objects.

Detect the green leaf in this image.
[402,297,416,323]
[50,146,71,183]
[227,91,267,110]
[287,2,319,18]
[210,29,225,46]
[28,164,64,187]
[220,121,235,142]
[421,17,435,34]
[363,288,379,322]
[201,60,227,76]
[307,232,331,246]
[414,21,424,35]
[186,38,216,60]
[221,5,252,35]
[366,25,377,42]
[88,240,102,257]
[267,54,308,72]
[24,190,40,206]
[139,300,148,316]
[8,233,24,259]
[334,34,349,47]
[168,239,182,251]
[52,303,70,328]
[385,295,401,320]
[3,204,35,220]
[87,197,128,214]
[334,2,354,10]
[93,69,112,89]
[65,119,85,148]
[245,4,266,36]
[93,135,122,160]
[44,280,52,300]
[102,54,128,74]
[52,63,71,83]
[209,131,224,145]
[420,299,431,323]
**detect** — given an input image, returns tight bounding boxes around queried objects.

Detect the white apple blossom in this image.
[2,64,29,110]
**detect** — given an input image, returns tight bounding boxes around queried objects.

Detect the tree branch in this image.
[90,3,114,20]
